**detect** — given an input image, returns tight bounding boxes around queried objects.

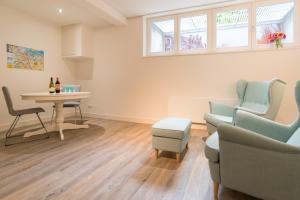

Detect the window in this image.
[179,14,208,51]
[144,0,297,56]
[216,8,249,48]
[256,1,295,45]
[150,19,175,54]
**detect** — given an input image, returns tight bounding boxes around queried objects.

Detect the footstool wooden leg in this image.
[155,149,159,159]
[176,153,181,162]
[214,182,219,200]
[186,143,189,149]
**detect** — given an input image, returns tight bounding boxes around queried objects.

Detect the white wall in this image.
[0,5,76,128]
[78,17,300,124]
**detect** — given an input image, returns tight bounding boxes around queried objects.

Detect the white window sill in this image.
[143,45,300,58]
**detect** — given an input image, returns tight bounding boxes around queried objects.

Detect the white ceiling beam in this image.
[75,0,127,26]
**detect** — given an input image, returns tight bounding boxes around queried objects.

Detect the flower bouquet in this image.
[268,32,287,48]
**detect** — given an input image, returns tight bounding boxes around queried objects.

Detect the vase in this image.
[276,39,283,48]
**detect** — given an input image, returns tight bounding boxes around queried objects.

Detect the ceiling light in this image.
[57,8,63,14]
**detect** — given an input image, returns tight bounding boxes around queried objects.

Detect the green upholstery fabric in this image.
[205,80,300,200]
[209,102,235,117]
[152,118,192,139]
[204,113,233,134]
[152,133,190,153]
[205,132,219,162]
[235,110,294,142]
[204,79,286,135]
[236,80,248,102]
[241,81,270,113]
[204,114,233,126]
[287,127,300,147]
[208,161,220,183]
[152,118,191,153]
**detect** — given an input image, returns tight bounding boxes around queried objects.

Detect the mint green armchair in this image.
[204,78,286,135]
[205,81,300,200]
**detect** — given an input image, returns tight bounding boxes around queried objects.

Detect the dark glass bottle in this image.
[55,77,61,93]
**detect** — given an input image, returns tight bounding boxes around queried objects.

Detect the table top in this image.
[21,92,91,102]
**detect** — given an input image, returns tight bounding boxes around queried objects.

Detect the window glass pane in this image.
[216,9,249,48]
[151,19,175,53]
[256,2,294,44]
[180,15,207,50]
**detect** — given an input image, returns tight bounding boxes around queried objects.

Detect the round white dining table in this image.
[21,92,91,140]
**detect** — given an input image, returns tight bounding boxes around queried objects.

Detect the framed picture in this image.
[7,44,44,71]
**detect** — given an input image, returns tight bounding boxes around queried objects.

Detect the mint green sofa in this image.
[204,79,286,135]
[205,81,300,200]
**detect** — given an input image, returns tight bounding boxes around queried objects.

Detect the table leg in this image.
[24,101,89,140]
[55,101,64,140]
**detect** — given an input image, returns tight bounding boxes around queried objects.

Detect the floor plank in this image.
[0,118,259,200]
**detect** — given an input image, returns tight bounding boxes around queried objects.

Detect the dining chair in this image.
[2,86,49,146]
[51,85,83,124]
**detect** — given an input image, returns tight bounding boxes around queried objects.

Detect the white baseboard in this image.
[83,112,158,124]
[84,112,207,130]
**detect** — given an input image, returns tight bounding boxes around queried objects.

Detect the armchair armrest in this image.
[235,106,265,116]
[218,124,300,153]
[209,101,235,117]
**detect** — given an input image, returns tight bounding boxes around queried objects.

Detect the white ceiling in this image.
[103,0,234,17]
[0,0,111,28]
[0,0,236,28]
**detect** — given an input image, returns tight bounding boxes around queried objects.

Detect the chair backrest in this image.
[236,79,286,120]
[241,81,271,113]
[285,81,300,143]
[2,86,15,116]
[295,80,300,112]
[62,85,81,92]
[236,80,247,104]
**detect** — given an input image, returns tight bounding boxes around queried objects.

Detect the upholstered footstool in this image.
[152,118,192,162]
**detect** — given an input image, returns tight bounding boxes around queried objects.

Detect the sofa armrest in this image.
[234,110,293,142]
[218,124,300,153]
[209,101,235,116]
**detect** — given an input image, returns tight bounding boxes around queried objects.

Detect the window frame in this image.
[252,0,297,50]
[143,0,299,57]
[147,15,177,57]
[177,10,212,55]
[213,3,252,53]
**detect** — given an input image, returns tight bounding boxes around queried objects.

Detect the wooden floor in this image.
[0,118,259,200]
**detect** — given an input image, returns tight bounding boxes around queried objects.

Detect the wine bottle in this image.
[55,77,61,93]
[49,77,55,93]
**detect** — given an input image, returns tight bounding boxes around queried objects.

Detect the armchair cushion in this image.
[205,132,219,162]
[238,103,268,114]
[204,113,233,127]
[152,118,192,140]
[209,101,235,116]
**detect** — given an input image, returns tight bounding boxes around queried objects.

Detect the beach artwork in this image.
[7,44,44,71]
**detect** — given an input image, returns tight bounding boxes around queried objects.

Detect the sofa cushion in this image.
[204,113,233,127]
[287,127,300,147]
[152,118,192,140]
[205,132,220,162]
